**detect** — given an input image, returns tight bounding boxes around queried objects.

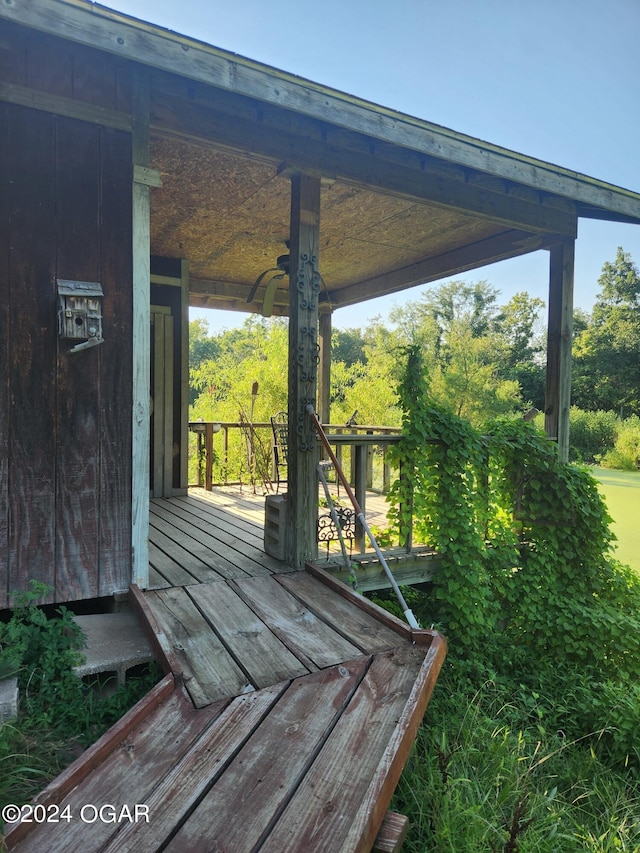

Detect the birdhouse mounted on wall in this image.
[57,279,104,349]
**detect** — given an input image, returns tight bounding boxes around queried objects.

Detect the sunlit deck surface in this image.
[149,486,439,592]
[7,489,446,853]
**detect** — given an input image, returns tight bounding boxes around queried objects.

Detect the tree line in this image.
[190,247,640,468]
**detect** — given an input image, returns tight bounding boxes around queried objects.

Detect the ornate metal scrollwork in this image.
[317,507,356,543]
[294,250,321,452]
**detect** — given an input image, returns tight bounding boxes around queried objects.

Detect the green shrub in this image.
[569,407,619,463]
[0,583,161,822]
[599,415,640,470]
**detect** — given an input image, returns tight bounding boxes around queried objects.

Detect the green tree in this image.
[493,291,546,407]
[389,281,526,424]
[188,318,220,404]
[573,248,640,416]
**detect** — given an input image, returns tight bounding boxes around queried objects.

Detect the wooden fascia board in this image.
[330,230,558,309]
[152,97,578,237]
[575,203,640,225]
[4,0,640,222]
[0,81,132,129]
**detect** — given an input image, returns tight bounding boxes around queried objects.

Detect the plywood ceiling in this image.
[150,135,513,314]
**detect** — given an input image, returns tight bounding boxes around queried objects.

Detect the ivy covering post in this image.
[388,347,496,650]
[545,240,575,462]
[388,347,640,677]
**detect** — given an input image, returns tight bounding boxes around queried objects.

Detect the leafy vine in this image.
[388,346,640,680]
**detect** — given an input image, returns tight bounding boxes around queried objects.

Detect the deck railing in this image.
[189,420,402,494]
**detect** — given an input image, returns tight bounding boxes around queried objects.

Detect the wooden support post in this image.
[131,68,151,588]
[544,240,575,462]
[318,304,332,425]
[179,259,190,492]
[286,174,321,567]
[204,423,214,491]
[354,443,367,553]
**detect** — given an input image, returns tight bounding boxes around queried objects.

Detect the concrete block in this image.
[0,677,19,723]
[264,494,288,561]
[73,612,155,686]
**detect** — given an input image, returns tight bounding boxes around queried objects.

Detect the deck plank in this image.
[146,588,252,706]
[150,505,251,579]
[231,575,362,668]
[276,571,406,654]
[188,582,310,687]
[175,494,268,545]
[150,500,280,576]
[149,515,238,583]
[342,636,447,853]
[102,682,288,853]
[9,687,227,853]
[148,540,202,586]
[259,645,427,853]
[147,564,171,589]
[163,658,371,853]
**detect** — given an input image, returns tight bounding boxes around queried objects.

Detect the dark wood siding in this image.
[0,102,133,607]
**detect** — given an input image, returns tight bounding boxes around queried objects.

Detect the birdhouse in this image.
[57,279,104,342]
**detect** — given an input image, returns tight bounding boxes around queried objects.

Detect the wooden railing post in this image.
[204,422,214,491]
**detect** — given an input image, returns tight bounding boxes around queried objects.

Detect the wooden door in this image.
[150,306,174,497]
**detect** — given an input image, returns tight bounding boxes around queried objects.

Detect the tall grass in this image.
[394,666,640,852]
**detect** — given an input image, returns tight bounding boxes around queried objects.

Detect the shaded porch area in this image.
[149,487,441,593]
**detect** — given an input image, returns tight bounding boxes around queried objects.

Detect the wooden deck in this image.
[148,487,440,592]
[5,490,446,853]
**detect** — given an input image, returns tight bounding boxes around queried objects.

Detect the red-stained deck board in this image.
[8,686,226,852]
[259,645,429,853]
[108,660,369,853]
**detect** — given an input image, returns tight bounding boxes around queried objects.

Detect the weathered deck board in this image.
[176,493,270,546]
[276,571,405,653]
[149,512,237,582]
[9,687,226,852]
[148,539,202,587]
[232,574,363,669]
[188,582,310,687]
[150,503,253,579]
[147,564,171,589]
[146,587,252,706]
[102,683,288,853]
[150,499,281,576]
[259,646,426,853]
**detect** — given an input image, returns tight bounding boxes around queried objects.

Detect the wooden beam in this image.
[0,81,132,130]
[544,240,575,461]
[332,230,556,309]
[4,0,639,221]
[131,67,151,588]
[286,174,321,568]
[152,95,578,237]
[189,277,289,312]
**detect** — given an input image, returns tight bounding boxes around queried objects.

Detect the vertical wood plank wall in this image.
[0,101,133,607]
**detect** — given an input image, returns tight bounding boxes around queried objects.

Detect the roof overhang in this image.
[3,0,640,315]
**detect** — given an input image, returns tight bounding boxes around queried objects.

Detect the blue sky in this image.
[104,0,640,332]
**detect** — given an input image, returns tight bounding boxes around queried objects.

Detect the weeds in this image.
[393,667,640,852]
[0,583,160,829]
